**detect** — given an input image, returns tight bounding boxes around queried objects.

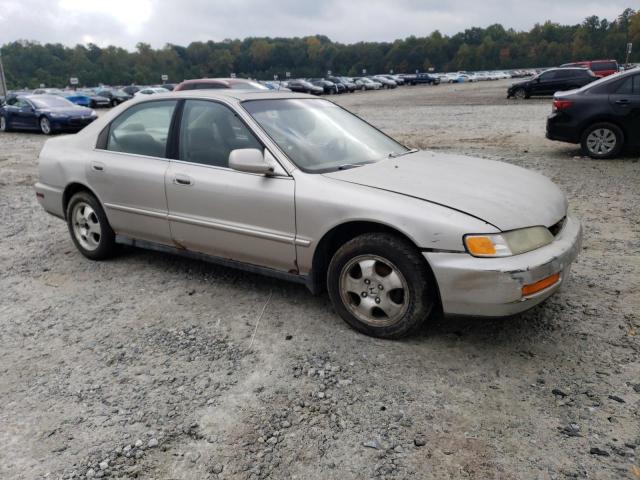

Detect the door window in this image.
[178,100,262,168]
[615,76,634,94]
[106,100,176,158]
[539,71,557,81]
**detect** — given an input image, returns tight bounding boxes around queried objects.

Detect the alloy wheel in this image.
[339,255,410,327]
[71,202,102,251]
[514,88,526,99]
[40,117,51,135]
[586,128,616,156]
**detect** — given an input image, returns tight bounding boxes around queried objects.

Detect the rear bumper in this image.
[546,113,581,143]
[424,214,582,317]
[34,182,65,219]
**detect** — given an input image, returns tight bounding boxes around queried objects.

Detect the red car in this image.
[173,78,269,91]
[560,60,619,78]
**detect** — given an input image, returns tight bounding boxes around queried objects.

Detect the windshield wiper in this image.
[337,163,366,170]
[388,148,418,158]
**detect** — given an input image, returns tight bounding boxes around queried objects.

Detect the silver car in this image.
[35,91,582,338]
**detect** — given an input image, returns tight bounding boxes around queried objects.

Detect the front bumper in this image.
[424,214,582,317]
[51,116,96,131]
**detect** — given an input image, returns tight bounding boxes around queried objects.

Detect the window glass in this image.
[179,100,262,168]
[194,83,225,89]
[592,61,617,71]
[540,70,557,81]
[615,76,633,94]
[243,98,408,173]
[633,75,640,95]
[106,100,176,158]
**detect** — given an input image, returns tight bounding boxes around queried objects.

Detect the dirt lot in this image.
[1,80,639,480]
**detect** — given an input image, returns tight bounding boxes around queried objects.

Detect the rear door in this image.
[90,99,177,244]
[609,74,640,145]
[165,99,297,272]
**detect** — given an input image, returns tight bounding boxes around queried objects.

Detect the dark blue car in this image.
[0,94,97,134]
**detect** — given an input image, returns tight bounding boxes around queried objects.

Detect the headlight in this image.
[90,110,97,117]
[464,226,553,257]
[49,112,66,118]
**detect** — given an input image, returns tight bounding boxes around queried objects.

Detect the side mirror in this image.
[229,148,274,175]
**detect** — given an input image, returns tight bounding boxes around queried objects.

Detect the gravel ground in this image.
[0,80,638,480]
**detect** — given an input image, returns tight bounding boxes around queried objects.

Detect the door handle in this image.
[615,99,630,105]
[91,162,105,172]
[173,174,193,186]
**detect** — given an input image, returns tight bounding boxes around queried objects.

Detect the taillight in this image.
[553,100,573,111]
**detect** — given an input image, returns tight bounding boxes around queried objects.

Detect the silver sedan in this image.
[35,90,582,338]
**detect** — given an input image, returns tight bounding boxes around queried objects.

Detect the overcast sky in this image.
[0,0,632,49]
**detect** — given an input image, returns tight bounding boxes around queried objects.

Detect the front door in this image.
[89,99,177,244]
[609,73,640,146]
[165,99,297,272]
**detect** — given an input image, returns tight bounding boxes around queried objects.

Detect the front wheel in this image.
[327,233,435,339]
[40,116,52,135]
[66,191,116,260]
[580,122,624,159]
[0,115,9,132]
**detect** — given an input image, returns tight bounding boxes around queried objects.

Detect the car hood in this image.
[323,151,567,231]
[510,79,532,89]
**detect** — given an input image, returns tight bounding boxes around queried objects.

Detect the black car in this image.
[122,85,142,96]
[285,80,323,95]
[328,76,356,93]
[405,73,440,86]
[507,68,597,99]
[546,69,640,159]
[94,88,132,107]
[309,79,338,94]
[0,94,97,135]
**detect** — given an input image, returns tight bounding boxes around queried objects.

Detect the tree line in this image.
[1,8,639,89]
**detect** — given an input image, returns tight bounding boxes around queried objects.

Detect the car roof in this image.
[134,89,317,103]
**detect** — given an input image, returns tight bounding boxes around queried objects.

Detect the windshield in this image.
[230,81,269,91]
[30,96,76,108]
[243,98,408,173]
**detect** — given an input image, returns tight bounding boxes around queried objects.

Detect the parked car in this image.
[546,68,640,159]
[174,78,269,91]
[0,94,96,134]
[308,79,338,94]
[94,88,132,107]
[507,68,597,99]
[370,76,397,89]
[405,73,440,85]
[560,60,619,78]
[328,76,356,93]
[34,90,581,339]
[285,80,323,95]
[32,88,94,108]
[353,77,381,90]
[134,87,171,97]
[379,74,404,86]
[122,85,142,96]
[77,90,111,108]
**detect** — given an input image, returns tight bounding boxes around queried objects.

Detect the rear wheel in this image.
[513,88,527,99]
[580,122,624,159]
[327,233,435,339]
[66,191,116,260]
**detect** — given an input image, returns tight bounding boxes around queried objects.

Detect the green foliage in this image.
[1,9,638,89]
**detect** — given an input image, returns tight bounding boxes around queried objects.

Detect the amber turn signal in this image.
[465,236,496,256]
[522,272,560,296]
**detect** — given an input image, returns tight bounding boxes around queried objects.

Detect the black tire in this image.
[66,191,116,260]
[327,233,435,339]
[513,87,528,99]
[0,115,10,132]
[111,99,118,107]
[580,122,624,159]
